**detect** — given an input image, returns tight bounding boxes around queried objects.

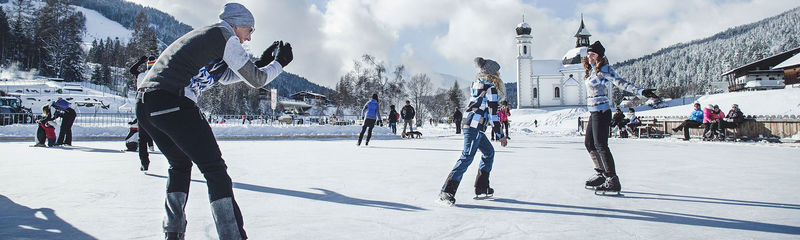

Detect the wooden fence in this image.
[579,115,800,140]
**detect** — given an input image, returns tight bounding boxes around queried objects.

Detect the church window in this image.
[554,87,560,98]
[533,88,538,98]
[523,46,527,55]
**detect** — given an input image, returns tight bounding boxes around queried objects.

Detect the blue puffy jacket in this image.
[362,99,381,120]
[688,109,703,122]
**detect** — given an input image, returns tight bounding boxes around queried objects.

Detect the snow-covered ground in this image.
[1,131,798,239]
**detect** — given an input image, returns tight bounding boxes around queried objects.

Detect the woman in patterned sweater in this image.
[582,41,658,194]
[438,57,508,206]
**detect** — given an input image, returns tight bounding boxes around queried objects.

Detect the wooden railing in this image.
[579,115,800,140]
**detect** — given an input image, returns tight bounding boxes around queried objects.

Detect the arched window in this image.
[533,87,538,98]
[554,87,560,98]
[523,46,527,55]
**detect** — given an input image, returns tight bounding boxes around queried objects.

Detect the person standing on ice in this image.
[438,57,507,206]
[52,98,75,146]
[388,105,399,135]
[581,41,658,194]
[130,56,156,171]
[135,3,292,239]
[357,93,381,146]
[452,107,462,134]
[401,100,415,133]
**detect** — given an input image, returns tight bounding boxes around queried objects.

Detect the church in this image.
[515,16,616,109]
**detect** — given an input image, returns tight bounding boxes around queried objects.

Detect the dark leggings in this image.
[358,118,376,143]
[137,90,245,237]
[584,110,616,176]
[503,121,510,137]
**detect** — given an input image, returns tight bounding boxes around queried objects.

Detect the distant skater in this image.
[357,93,381,146]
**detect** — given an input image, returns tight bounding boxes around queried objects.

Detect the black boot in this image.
[586,151,605,188]
[474,170,494,198]
[585,168,605,188]
[438,176,460,206]
[595,175,621,194]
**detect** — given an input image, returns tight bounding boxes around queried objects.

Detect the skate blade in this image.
[585,186,599,190]
[594,190,623,196]
[473,194,493,200]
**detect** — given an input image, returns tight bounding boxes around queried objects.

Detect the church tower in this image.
[574,14,591,48]
[515,16,533,109]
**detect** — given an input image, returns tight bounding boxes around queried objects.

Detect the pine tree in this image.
[33,0,86,81]
[0,7,11,64]
[447,80,465,110]
[127,10,158,64]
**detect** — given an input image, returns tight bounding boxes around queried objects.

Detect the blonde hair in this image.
[41,104,51,117]
[582,55,609,79]
[477,72,505,100]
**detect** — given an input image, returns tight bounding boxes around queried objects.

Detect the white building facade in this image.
[515,17,615,109]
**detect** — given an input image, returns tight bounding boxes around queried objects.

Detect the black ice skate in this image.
[594,175,622,195]
[437,192,456,207]
[140,164,149,172]
[437,179,459,207]
[474,170,493,199]
[585,168,605,189]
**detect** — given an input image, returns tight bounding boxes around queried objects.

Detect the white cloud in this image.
[123,0,799,87]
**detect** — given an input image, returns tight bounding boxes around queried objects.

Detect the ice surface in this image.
[1,130,798,239]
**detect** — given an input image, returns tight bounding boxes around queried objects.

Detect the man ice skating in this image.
[357,93,381,146]
[136,3,292,239]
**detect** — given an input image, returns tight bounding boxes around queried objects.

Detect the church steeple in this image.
[574,13,591,47]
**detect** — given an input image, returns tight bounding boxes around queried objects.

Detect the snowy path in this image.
[1,133,799,239]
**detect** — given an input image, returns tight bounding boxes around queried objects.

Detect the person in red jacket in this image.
[702,104,725,141]
[498,100,511,139]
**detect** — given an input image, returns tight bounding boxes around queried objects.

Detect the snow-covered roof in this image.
[562,47,588,65]
[532,60,563,76]
[774,53,800,69]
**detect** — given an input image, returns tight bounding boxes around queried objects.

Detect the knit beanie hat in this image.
[588,41,605,57]
[372,93,378,100]
[219,3,254,28]
[474,57,500,75]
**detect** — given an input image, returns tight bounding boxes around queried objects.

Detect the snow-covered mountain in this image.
[75,6,132,49]
[428,72,470,91]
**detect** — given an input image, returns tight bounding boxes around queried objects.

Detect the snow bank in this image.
[508,107,586,136]
[636,88,800,117]
[0,124,397,139]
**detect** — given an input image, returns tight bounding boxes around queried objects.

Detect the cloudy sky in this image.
[124,0,799,88]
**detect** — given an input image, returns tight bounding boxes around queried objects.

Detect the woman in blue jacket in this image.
[358,93,381,146]
[582,41,658,194]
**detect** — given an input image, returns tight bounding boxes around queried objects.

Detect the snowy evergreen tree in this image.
[447,81,465,110]
[8,0,36,69]
[127,10,159,63]
[33,0,86,81]
[0,7,10,65]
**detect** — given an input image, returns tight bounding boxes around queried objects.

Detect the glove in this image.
[642,89,658,98]
[136,56,147,64]
[275,41,293,67]
[254,41,280,68]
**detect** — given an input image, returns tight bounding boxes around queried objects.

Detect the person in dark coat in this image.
[453,107,462,134]
[718,104,744,136]
[401,100,415,133]
[34,104,59,147]
[52,98,76,146]
[388,105,399,135]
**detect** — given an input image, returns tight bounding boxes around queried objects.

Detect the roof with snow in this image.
[532,60,563,76]
[722,46,800,77]
[774,52,800,69]
[574,16,591,37]
[562,47,588,65]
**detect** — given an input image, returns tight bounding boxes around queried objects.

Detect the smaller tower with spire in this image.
[574,14,591,47]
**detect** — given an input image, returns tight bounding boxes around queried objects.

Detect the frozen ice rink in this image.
[1,133,799,239]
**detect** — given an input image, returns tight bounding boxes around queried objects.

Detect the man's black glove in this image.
[275,41,293,67]
[254,41,280,68]
[642,89,658,98]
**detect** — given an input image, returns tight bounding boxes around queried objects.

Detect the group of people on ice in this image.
[117,2,669,239]
[33,98,76,147]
